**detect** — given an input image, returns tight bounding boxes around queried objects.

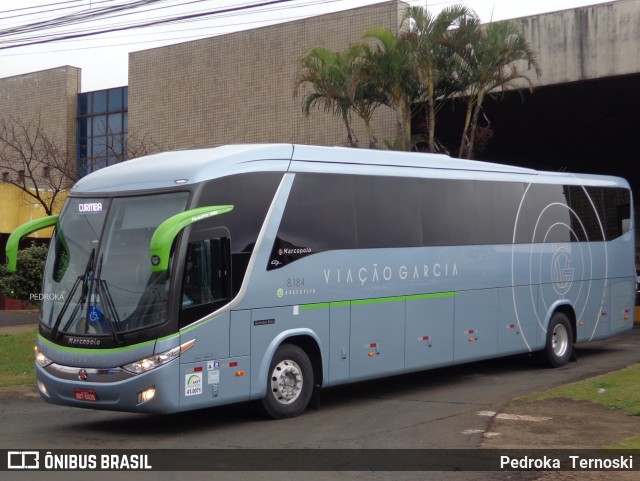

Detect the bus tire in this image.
[261,344,314,419]
[538,312,573,368]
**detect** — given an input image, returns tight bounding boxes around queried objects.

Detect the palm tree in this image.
[346,43,387,149]
[401,4,478,153]
[294,46,359,147]
[456,20,541,159]
[361,26,418,151]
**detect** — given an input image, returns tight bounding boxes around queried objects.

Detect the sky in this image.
[0,0,615,92]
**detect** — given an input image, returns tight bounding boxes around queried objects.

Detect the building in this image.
[0,66,80,260]
[0,1,403,307]
[1,0,640,306]
[128,0,401,150]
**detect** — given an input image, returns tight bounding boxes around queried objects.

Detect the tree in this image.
[1,116,163,212]
[0,116,76,216]
[456,20,541,159]
[294,44,387,149]
[294,46,360,147]
[118,131,161,161]
[345,44,387,149]
[360,26,419,151]
[79,124,162,176]
[0,243,47,305]
[402,4,478,153]
[293,7,540,156]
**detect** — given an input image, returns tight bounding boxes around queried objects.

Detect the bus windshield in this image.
[41,192,189,338]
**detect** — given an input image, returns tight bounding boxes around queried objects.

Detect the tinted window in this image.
[108,88,123,111]
[354,176,422,248]
[421,178,477,246]
[196,172,283,291]
[524,184,572,243]
[197,173,283,253]
[476,181,528,244]
[77,87,128,178]
[270,173,357,268]
[108,112,122,133]
[77,93,89,115]
[566,186,604,242]
[270,173,632,269]
[595,187,632,240]
[92,91,107,114]
[420,179,527,246]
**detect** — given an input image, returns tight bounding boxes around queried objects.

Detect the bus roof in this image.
[71,144,627,194]
[72,144,294,193]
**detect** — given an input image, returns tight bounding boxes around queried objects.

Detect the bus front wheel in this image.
[538,312,574,368]
[261,344,314,419]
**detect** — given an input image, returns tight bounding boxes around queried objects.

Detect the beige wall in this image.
[0,66,80,233]
[129,1,407,151]
[516,0,640,87]
[0,66,80,159]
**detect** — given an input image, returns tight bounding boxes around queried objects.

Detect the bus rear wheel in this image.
[538,312,574,368]
[261,344,314,419]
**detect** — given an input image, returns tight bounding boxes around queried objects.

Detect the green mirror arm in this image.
[5,215,59,272]
[149,205,234,273]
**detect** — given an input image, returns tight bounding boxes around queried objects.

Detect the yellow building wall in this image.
[0,183,67,238]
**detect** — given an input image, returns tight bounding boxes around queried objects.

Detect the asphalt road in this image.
[1,325,639,481]
[0,309,38,328]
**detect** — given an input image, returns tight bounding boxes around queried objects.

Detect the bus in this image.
[6,144,635,419]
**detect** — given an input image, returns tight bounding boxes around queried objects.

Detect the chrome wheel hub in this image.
[270,359,303,405]
[552,323,569,357]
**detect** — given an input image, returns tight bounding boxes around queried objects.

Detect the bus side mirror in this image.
[149,205,234,273]
[5,215,59,272]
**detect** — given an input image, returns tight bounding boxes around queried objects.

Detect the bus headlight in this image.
[122,339,195,374]
[35,346,53,368]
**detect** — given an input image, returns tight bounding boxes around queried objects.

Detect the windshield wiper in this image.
[93,253,120,343]
[51,248,95,339]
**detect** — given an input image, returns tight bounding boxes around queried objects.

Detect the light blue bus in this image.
[7,144,635,418]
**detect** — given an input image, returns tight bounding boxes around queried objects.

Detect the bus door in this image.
[178,227,232,359]
[180,227,232,319]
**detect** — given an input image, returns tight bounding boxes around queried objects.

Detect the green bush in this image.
[0,243,48,305]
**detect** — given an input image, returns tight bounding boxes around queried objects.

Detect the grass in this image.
[0,329,38,387]
[522,364,640,415]
[520,363,640,448]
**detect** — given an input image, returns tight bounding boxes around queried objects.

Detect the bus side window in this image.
[180,234,231,326]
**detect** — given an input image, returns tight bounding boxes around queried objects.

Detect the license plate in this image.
[73,389,98,402]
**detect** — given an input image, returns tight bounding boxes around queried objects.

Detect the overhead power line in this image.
[0,0,324,50]
[0,0,172,37]
[0,0,118,22]
[0,0,396,57]
[0,0,438,54]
